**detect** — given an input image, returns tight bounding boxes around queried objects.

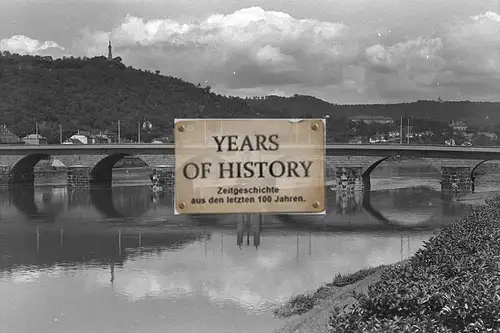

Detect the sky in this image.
[0,0,499,104]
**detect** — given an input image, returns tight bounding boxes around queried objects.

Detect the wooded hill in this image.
[0,51,499,143]
[247,95,500,126]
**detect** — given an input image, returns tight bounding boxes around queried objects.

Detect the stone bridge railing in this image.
[0,143,499,194]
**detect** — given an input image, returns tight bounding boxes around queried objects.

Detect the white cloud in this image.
[0,35,65,55]
[3,7,500,103]
[77,7,351,90]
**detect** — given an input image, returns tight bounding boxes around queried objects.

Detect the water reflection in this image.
[0,183,479,333]
[90,187,153,218]
[8,187,67,221]
[2,185,470,231]
[0,225,206,272]
[276,186,466,229]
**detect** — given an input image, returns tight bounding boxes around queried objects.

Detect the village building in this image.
[451,120,468,132]
[0,125,20,144]
[21,134,48,145]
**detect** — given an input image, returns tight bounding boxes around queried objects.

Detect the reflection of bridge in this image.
[6,187,156,220]
[2,144,500,191]
[3,185,463,229]
[275,187,457,228]
[4,186,447,228]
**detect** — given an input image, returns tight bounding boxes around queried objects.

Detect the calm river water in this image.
[0,161,498,333]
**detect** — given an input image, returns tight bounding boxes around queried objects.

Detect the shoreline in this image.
[272,261,409,333]
[273,195,500,332]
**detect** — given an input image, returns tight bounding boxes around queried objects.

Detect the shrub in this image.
[327,195,500,332]
[273,294,317,318]
[328,265,386,287]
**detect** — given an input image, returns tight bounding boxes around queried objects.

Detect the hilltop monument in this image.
[108,41,112,61]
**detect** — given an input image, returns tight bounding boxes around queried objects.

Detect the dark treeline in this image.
[1,51,500,144]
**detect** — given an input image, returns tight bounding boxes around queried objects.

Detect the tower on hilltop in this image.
[108,41,112,60]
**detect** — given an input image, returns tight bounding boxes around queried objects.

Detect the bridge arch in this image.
[362,156,392,178]
[470,159,493,179]
[469,159,500,192]
[10,153,52,186]
[90,153,149,187]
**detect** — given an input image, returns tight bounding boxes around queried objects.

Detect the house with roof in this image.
[21,134,48,145]
[63,130,112,144]
[451,120,468,132]
[349,115,394,124]
[0,125,20,144]
[62,138,85,145]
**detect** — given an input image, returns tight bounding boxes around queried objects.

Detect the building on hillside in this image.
[91,133,110,144]
[103,130,118,143]
[349,115,394,124]
[63,130,111,144]
[451,120,468,132]
[151,136,173,144]
[388,130,400,138]
[0,125,20,143]
[369,135,387,143]
[445,139,456,146]
[22,134,48,145]
[64,133,88,144]
[62,138,84,145]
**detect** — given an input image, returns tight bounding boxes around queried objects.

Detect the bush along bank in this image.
[327,196,500,333]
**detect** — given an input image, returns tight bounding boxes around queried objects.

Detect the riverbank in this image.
[274,195,500,332]
[272,263,407,333]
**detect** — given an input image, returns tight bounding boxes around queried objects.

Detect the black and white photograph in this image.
[1,0,500,332]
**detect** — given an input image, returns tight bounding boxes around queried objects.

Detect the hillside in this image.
[0,52,261,143]
[247,95,500,126]
[1,51,499,144]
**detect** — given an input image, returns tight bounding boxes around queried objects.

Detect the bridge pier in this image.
[332,167,369,192]
[0,165,10,188]
[151,165,175,191]
[67,165,91,188]
[440,166,473,194]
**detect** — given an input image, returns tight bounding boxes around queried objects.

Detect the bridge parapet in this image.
[0,144,498,193]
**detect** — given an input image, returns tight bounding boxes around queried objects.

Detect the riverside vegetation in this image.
[275,196,500,333]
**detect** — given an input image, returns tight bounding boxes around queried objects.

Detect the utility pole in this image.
[59,124,62,143]
[137,120,141,143]
[407,118,410,144]
[117,120,121,143]
[400,116,403,144]
[35,121,39,135]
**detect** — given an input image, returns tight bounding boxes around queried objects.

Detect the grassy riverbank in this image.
[274,196,500,332]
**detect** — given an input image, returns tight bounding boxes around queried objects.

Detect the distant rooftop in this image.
[349,115,393,121]
[23,134,47,139]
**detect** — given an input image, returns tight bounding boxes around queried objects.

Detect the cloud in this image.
[3,6,500,103]
[77,7,354,89]
[0,35,65,56]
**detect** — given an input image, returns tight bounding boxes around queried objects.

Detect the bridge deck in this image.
[1,144,500,160]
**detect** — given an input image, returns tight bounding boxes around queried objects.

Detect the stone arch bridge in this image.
[0,145,174,188]
[0,144,499,192]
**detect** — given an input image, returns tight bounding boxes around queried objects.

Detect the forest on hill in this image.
[1,51,499,143]
[247,95,500,126]
[0,52,256,143]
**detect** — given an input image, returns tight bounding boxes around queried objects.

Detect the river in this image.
[1,160,499,333]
